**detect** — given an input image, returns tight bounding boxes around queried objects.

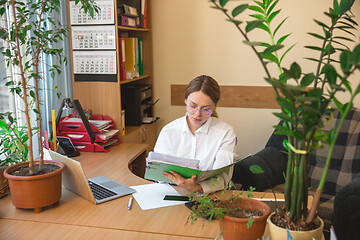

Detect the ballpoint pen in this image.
[127,196,133,210]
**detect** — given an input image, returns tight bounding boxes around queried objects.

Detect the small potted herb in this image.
[188,186,271,240]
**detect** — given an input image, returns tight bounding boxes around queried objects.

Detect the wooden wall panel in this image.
[171,84,280,109]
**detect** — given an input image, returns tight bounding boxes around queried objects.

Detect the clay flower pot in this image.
[219,197,271,240]
[268,212,324,240]
[4,160,64,213]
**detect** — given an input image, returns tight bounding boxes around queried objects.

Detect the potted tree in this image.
[0,0,98,212]
[208,0,360,239]
[188,186,271,240]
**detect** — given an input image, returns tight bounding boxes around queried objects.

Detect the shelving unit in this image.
[67,0,157,151]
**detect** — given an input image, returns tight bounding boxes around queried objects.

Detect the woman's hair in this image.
[184,75,220,105]
[184,75,220,117]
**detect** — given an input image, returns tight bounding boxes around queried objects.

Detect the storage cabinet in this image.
[123,122,157,151]
[67,0,156,145]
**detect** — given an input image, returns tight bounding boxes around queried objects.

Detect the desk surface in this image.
[0,143,220,239]
[0,143,322,240]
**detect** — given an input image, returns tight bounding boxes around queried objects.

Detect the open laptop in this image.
[48,150,135,204]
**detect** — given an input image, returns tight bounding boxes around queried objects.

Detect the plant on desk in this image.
[0,112,28,198]
[188,186,271,240]
[209,0,360,239]
[0,0,98,212]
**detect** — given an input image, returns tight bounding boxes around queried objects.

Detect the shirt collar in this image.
[182,113,212,134]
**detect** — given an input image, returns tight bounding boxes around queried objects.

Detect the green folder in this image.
[144,155,251,184]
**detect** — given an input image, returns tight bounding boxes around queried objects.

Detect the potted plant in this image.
[0,0,98,212]
[0,112,28,198]
[208,0,360,238]
[188,186,271,240]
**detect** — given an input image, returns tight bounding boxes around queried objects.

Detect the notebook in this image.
[48,150,135,204]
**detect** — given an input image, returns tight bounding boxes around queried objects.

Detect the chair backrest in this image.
[308,107,360,202]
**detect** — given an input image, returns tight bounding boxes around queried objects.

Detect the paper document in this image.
[147,152,200,169]
[62,118,112,130]
[145,153,251,184]
[96,129,119,141]
[130,183,188,210]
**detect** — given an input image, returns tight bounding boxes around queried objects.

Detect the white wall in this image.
[151,0,360,157]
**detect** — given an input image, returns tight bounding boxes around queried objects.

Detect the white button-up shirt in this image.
[154,115,237,194]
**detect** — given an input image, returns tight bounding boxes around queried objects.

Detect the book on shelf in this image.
[123,37,143,79]
[119,37,126,80]
[124,37,136,72]
[144,152,251,184]
[138,38,143,75]
[141,0,148,28]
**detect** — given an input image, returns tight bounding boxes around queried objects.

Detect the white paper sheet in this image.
[130,183,188,210]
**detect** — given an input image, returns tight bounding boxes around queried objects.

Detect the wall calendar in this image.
[73,51,117,75]
[69,0,114,25]
[71,25,116,49]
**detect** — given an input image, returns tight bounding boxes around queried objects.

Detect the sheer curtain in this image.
[40,0,74,138]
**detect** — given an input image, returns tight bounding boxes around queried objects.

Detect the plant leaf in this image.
[245,20,264,33]
[262,44,283,57]
[232,4,248,17]
[301,73,315,87]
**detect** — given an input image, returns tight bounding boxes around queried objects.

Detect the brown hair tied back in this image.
[185,75,220,117]
[184,75,220,105]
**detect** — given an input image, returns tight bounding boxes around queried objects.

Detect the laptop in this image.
[48,150,135,204]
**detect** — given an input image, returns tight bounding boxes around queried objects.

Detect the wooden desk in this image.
[0,143,324,240]
[0,143,219,239]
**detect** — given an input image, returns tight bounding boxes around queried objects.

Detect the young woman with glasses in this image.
[154,75,237,194]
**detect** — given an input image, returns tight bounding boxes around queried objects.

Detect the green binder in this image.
[144,155,251,185]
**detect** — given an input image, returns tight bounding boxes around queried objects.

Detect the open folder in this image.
[144,152,251,184]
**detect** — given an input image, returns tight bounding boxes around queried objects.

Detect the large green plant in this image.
[210,0,360,226]
[0,0,98,174]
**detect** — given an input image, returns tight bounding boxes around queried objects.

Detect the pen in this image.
[127,196,133,210]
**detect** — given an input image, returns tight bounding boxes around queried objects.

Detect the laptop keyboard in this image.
[88,180,117,200]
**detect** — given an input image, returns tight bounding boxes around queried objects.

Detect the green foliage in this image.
[0,112,28,166]
[209,0,360,224]
[0,0,98,172]
[188,186,257,228]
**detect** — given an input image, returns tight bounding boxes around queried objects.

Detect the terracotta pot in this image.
[268,212,324,240]
[4,160,64,213]
[219,197,271,240]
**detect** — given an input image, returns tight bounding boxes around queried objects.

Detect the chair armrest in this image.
[231,147,287,191]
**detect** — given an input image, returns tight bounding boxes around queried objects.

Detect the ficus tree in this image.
[0,0,99,175]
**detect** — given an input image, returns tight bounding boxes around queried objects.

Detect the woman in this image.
[154,75,237,194]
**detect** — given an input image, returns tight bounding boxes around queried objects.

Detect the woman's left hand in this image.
[162,170,203,193]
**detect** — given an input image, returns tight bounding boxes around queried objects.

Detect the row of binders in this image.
[57,115,120,152]
[119,36,144,80]
[118,0,148,29]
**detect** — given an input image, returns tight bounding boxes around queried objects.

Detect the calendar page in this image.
[71,25,116,49]
[70,0,114,25]
[73,51,117,75]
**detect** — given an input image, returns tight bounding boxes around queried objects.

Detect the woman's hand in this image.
[162,170,204,193]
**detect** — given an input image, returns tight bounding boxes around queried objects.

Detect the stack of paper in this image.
[96,129,119,141]
[147,152,199,169]
[62,118,112,131]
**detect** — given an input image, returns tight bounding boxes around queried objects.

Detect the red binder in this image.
[143,0,148,29]
[119,36,126,81]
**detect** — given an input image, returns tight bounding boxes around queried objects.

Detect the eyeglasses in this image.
[186,104,213,117]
